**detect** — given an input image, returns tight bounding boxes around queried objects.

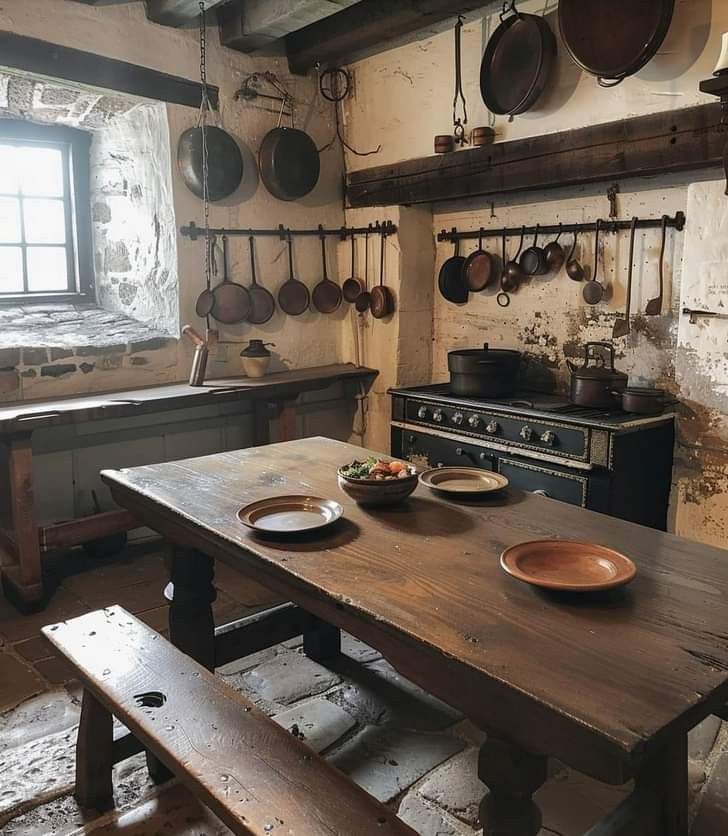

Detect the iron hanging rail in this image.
[181,221,397,241]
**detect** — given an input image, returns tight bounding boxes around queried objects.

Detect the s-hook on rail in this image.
[437,212,685,242]
[181,220,397,241]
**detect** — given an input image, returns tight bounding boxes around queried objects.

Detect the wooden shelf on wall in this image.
[346,102,725,208]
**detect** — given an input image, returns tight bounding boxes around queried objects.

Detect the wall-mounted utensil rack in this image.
[682,306,728,324]
[437,212,685,242]
[181,221,397,241]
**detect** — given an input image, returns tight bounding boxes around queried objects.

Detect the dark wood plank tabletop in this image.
[101,437,728,786]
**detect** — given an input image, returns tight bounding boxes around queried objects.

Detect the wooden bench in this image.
[42,607,415,836]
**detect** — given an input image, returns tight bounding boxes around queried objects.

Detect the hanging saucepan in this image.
[178,126,243,201]
[195,234,217,317]
[438,239,468,304]
[583,219,605,305]
[210,235,251,325]
[312,228,343,314]
[480,1,557,116]
[559,0,674,87]
[370,232,395,319]
[565,230,585,281]
[544,224,565,273]
[502,227,526,292]
[520,224,548,276]
[246,236,276,325]
[277,233,310,316]
[355,228,372,313]
[342,234,365,303]
[462,228,494,292]
[259,112,320,201]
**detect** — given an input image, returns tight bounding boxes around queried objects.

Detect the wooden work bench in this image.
[0,363,376,610]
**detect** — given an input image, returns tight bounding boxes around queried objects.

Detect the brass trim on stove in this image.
[589,429,612,469]
[407,398,590,462]
[497,457,589,507]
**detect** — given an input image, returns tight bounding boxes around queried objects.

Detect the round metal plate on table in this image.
[237,495,343,534]
[500,540,637,592]
[419,467,509,495]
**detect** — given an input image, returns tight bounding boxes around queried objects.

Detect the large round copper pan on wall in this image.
[559,0,674,86]
[177,127,243,201]
[258,127,320,201]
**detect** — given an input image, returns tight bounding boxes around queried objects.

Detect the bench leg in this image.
[303,614,341,662]
[75,690,114,811]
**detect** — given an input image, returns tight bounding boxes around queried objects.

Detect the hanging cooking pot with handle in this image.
[559,0,674,87]
[480,1,557,116]
[567,341,627,408]
[520,224,549,276]
[448,342,521,398]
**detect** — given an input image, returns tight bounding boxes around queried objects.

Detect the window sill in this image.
[0,302,176,358]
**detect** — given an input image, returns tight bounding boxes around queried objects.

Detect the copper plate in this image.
[500,540,637,592]
[238,495,343,534]
[419,467,509,495]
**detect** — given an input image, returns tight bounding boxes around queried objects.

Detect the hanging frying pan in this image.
[277,233,310,316]
[195,234,217,317]
[462,228,494,292]
[259,127,320,201]
[246,236,276,325]
[480,1,557,116]
[355,228,372,313]
[342,234,366,303]
[438,240,468,304]
[210,235,251,325]
[178,126,243,201]
[559,0,674,87]
[312,229,343,314]
[370,232,395,319]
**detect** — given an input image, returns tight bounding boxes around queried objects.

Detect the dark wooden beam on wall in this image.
[145,0,229,28]
[0,31,218,109]
[285,0,493,75]
[346,102,725,208]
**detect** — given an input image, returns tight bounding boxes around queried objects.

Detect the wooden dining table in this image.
[101,436,728,836]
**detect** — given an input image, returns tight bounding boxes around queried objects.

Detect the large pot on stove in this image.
[448,343,521,398]
[567,342,627,408]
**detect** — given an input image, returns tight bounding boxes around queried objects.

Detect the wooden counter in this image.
[0,364,376,609]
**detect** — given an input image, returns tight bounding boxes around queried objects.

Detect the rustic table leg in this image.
[303,613,341,662]
[637,734,688,836]
[75,689,114,811]
[1,434,44,610]
[478,736,548,836]
[148,546,216,784]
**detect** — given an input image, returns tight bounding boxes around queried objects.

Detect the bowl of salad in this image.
[338,457,418,507]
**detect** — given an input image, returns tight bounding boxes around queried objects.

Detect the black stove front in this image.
[389,383,675,530]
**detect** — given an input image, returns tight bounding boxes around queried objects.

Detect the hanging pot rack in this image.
[438,212,685,242]
[181,220,397,241]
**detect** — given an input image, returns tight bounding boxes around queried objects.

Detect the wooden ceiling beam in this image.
[285,0,494,75]
[144,0,229,28]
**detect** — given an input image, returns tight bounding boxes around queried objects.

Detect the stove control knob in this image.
[540,430,557,446]
[433,409,445,423]
[520,425,534,442]
[417,406,428,419]
[467,415,480,429]
[452,411,464,425]
[485,420,500,435]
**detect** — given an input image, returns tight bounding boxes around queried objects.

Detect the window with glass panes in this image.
[0,121,93,302]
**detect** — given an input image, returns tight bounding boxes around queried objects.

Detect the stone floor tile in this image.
[328,725,465,803]
[60,552,167,597]
[13,635,56,663]
[0,652,44,713]
[690,716,722,761]
[418,747,482,826]
[75,579,165,614]
[398,789,478,836]
[243,649,341,705]
[136,605,169,635]
[34,655,78,685]
[326,656,461,732]
[341,632,382,664]
[272,698,356,753]
[0,589,88,643]
[0,689,80,753]
[216,646,277,677]
[692,751,728,836]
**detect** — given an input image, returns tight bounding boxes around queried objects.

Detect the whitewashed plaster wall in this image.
[0,0,349,401]
[341,0,728,546]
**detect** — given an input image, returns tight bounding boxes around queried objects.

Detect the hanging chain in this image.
[199,1,212,295]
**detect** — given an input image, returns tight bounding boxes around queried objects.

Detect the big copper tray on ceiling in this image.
[558,0,675,87]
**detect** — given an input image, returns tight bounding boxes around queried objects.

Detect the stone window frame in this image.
[0,119,94,305]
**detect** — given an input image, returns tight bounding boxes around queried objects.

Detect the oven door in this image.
[497,457,588,507]
[397,428,496,472]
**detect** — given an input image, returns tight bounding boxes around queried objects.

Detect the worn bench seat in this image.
[42,607,414,836]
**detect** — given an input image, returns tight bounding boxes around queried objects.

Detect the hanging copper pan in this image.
[246,236,276,325]
[559,0,674,87]
[178,126,243,201]
[259,127,320,201]
[480,1,556,116]
[462,228,494,292]
[277,233,310,316]
[370,233,395,319]
[312,229,343,314]
[210,235,251,325]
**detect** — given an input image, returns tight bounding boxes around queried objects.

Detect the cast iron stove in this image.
[390,383,675,529]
